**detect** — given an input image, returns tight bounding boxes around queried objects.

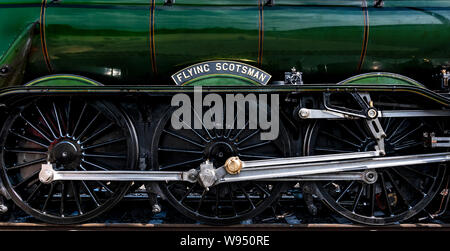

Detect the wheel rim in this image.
[304,118,446,225]
[0,97,138,224]
[152,103,291,224]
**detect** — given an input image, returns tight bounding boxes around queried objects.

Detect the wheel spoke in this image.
[239,184,255,209]
[19,114,52,143]
[4,148,47,155]
[163,129,205,148]
[228,183,238,216]
[352,184,365,213]
[353,120,369,139]
[82,153,127,159]
[253,182,271,197]
[81,181,100,207]
[82,137,126,150]
[13,171,40,189]
[96,181,114,194]
[36,104,57,139]
[391,123,423,145]
[314,147,353,153]
[66,98,72,135]
[215,186,220,217]
[380,173,393,216]
[336,181,355,203]
[25,183,43,203]
[387,119,407,141]
[225,113,238,139]
[160,157,204,170]
[320,131,360,148]
[158,148,203,154]
[393,141,422,151]
[80,161,109,171]
[7,158,47,171]
[195,189,207,212]
[72,103,87,136]
[179,183,197,203]
[53,102,63,138]
[192,107,214,140]
[9,130,49,148]
[231,121,249,141]
[338,123,363,142]
[71,181,83,215]
[237,141,271,151]
[384,117,393,134]
[390,168,426,196]
[42,183,55,212]
[179,119,209,143]
[236,129,260,145]
[76,111,101,141]
[80,122,114,145]
[238,154,278,159]
[384,170,411,209]
[401,166,436,180]
[60,182,66,217]
[370,184,375,217]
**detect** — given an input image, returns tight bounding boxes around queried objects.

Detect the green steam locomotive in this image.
[0,0,449,225]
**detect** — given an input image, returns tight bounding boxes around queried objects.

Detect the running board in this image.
[39,151,450,187]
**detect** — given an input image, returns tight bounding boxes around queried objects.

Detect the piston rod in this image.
[216,152,449,184]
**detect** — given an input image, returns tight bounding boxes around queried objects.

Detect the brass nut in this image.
[225,156,243,175]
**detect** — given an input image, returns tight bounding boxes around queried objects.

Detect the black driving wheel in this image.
[0,97,138,224]
[151,103,291,225]
[304,117,446,225]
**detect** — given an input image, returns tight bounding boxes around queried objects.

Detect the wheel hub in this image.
[206,141,236,167]
[49,139,81,168]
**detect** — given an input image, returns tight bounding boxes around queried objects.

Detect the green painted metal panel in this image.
[42,1,151,83]
[338,72,425,87]
[264,5,364,82]
[155,5,259,79]
[363,4,450,85]
[25,74,103,86]
[182,75,259,86]
[0,5,39,58]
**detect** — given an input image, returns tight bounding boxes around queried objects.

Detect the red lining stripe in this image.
[40,0,52,72]
[357,1,369,72]
[257,0,264,67]
[149,0,157,75]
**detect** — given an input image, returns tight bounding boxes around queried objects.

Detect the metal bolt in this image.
[0,204,7,214]
[298,108,310,118]
[225,156,243,175]
[152,204,161,214]
[364,171,378,184]
[0,66,9,75]
[367,108,378,119]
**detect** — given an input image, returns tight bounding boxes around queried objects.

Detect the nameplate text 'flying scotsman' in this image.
[171,61,272,85]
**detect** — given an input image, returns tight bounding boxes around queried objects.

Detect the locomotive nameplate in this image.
[171,60,271,86]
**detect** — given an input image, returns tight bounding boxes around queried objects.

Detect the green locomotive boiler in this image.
[0,0,449,225]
